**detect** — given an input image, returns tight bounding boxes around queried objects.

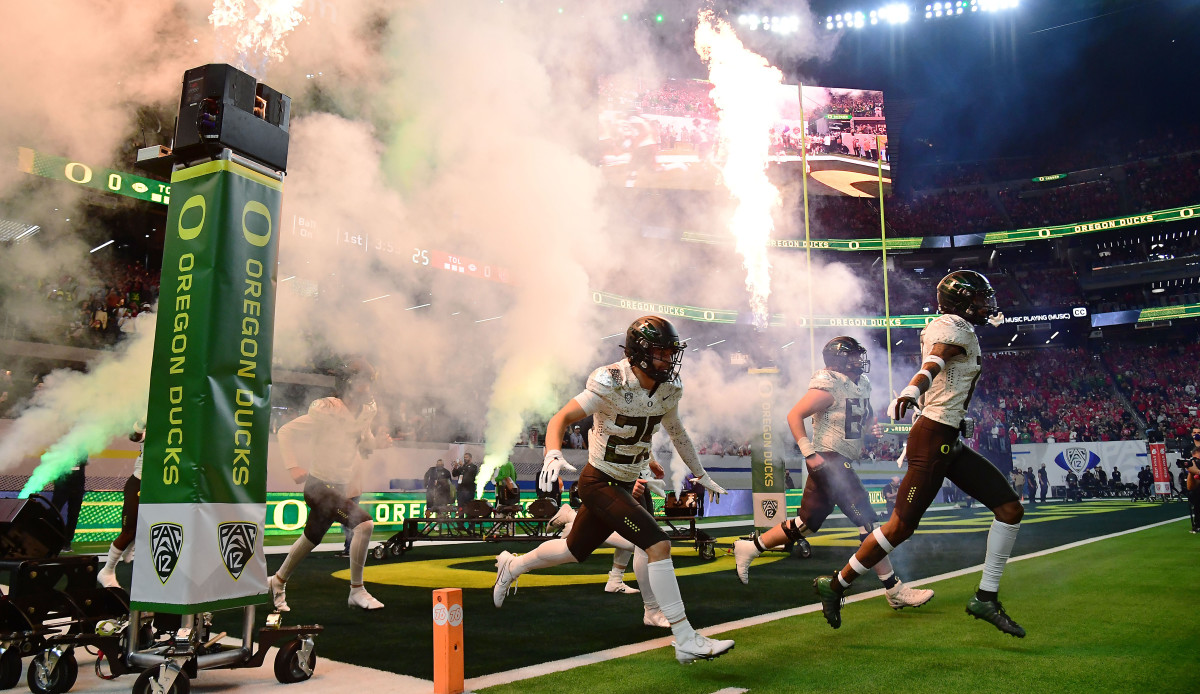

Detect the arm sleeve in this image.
[573,390,606,415]
[662,407,705,478]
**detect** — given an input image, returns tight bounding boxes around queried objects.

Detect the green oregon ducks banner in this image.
[749,367,786,532]
[132,160,281,613]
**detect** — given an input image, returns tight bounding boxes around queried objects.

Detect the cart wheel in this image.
[26,651,77,694]
[698,542,716,561]
[388,543,402,557]
[791,538,812,559]
[273,639,317,684]
[132,667,190,694]
[372,545,386,560]
[0,649,20,690]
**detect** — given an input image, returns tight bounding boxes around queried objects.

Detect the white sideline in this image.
[463,514,1187,691]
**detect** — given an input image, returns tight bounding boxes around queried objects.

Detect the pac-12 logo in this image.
[761,499,779,519]
[151,522,184,584]
[218,522,259,580]
[1054,447,1100,474]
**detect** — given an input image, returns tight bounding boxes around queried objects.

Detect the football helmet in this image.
[329,356,377,399]
[822,336,870,374]
[623,316,686,383]
[937,270,999,326]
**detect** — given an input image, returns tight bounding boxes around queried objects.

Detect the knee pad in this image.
[781,518,814,543]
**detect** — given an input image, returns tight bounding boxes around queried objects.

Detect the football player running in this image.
[269,358,388,612]
[814,271,1027,637]
[493,316,734,664]
[733,337,933,611]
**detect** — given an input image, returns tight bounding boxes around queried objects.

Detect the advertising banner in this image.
[1011,440,1148,489]
[1148,442,1171,496]
[750,368,786,531]
[132,159,282,613]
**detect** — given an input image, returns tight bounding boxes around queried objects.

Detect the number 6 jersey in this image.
[573,359,684,483]
[808,369,872,460]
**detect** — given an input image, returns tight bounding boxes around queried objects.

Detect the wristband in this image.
[798,438,817,458]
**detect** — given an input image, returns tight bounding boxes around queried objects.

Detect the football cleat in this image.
[548,504,576,532]
[673,633,735,664]
[348,587,384,610]
[965,596,1026,638]
[643,606,670,628]
[268,574,290,613]
[97,565,119,589]
[813,576,844,629]
[885,581,934,610]
[605,580,640,594]
[493,551,518,608]
[733,539,761,585]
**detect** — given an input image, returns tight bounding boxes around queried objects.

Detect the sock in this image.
[647,558,695,642]
[610,548,633,581]
[509,539,576,577]
[275,535,317,583]
[349,520,373,586]
[979,519,1020,593]
[874,557,900,588]
[632,548,657,610]
[752,532,767,553]
[101,543,122,572]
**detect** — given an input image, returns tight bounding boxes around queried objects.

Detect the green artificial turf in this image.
[477,514,1197,693]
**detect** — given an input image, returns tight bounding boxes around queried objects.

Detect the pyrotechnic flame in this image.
[210,0,305,76]
[695,10,782,329]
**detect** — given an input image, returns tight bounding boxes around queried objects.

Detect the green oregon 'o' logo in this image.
[940,444,950,454]
[178,195,206,240]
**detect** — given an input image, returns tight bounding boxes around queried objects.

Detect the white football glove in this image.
[641,477,667,498]
[887,385,922,421]
[538,450,576,493]
[689,473,727,497]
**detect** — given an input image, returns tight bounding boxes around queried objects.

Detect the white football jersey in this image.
[808,369,872,459]
[277,397,376,485]
[573,359,683,483]
[918,314,982,428]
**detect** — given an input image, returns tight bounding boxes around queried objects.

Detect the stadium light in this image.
[740,13,801,34]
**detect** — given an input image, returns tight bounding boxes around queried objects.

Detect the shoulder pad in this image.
[586,364,624,398]
[924,314,975,347]
[309,397,349,417]
[809,369,838,390]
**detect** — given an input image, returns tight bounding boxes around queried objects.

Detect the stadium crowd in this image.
[1105,343,1200,447]
[968,348,1137,445]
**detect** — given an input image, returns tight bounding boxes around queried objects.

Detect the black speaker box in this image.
[173,63,291,172]
[0,498,67,560]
